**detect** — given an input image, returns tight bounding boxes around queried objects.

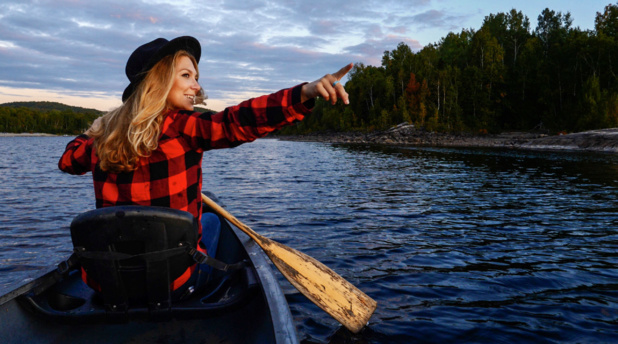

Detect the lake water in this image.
[1,136,617,343]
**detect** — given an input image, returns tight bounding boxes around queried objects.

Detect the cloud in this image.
[0,0,485,111]
[406,9,472,32]
[345,36,423,66]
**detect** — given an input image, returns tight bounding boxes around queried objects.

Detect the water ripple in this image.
[1,137,617,343]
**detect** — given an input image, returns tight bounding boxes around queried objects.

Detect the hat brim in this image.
[122,36,201,102]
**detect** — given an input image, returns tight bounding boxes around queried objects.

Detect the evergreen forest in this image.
[282,4,618,135]
[0,102,102,135]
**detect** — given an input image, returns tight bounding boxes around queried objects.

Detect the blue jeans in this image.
[195,212,222,286]
[172,212,221,299]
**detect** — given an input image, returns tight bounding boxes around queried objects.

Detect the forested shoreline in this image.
[0,102,102,135]
[281,4,618,136]
[0,102,218,135]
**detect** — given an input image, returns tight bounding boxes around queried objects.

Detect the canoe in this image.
[0,202,299,344]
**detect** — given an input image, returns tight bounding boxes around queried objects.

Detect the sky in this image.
[0,0,612,112]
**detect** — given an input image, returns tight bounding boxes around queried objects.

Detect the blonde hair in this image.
[90,51,204,173]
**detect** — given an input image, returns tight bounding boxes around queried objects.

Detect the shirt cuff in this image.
[291,83,315,111]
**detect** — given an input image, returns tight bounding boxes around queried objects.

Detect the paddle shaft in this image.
[201,193,376,333]
[201,195,268,245]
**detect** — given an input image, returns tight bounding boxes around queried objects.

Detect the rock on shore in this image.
[279,124,618,153]
[518,128,618,152]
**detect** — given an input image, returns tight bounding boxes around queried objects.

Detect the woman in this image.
[58,36,352,293]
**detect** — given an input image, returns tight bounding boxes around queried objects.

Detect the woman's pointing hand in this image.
[301,63,353,105]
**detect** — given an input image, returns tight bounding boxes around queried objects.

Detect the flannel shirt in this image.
[59,84,313,236]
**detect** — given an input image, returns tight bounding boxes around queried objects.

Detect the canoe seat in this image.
[69,206,198,317]
[19,206,260,323]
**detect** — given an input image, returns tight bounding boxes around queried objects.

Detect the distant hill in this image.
[194,106,217,113]
[0,101,222,135]
[0,101,104,115]
[1,101,218,115]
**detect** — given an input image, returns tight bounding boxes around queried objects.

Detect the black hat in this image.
[122,36,201,102]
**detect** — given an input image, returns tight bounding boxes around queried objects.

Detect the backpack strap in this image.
[74,243,246,273]
[187,246,246,272]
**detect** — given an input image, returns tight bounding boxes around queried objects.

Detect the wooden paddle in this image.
[201,193,376,333]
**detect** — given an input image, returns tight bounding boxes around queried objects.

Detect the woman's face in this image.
[166,55,201,111]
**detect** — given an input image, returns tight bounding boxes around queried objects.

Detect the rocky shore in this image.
[3,127,617,153]
[279,124,618,153]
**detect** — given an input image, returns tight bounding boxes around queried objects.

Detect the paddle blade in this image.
[261,238,377,333]
[200,193,376,333]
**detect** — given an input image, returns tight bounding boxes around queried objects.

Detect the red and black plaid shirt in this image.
[59,84,313,235]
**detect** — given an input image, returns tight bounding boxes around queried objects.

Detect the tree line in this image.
[283,4,618,135]
[0,102,102,134]
[0,102,221,135]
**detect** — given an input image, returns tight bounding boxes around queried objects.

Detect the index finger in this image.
[332,63,354,80]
